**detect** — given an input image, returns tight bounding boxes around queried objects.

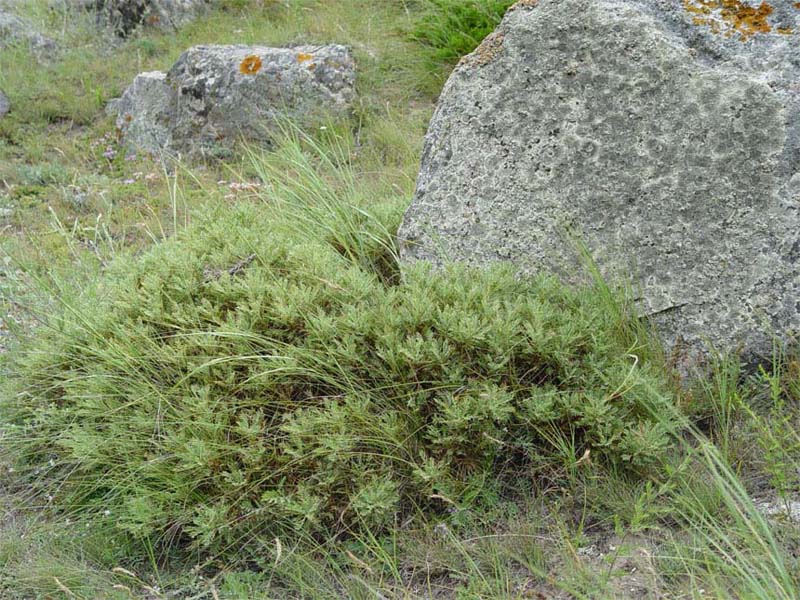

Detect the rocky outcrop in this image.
[89,0,211,36]
[0,90,8,118]
[0,10,57,55]
[115,44,356,158]
[398,0,800,369]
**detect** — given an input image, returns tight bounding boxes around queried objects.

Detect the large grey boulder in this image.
[90,0,211,36]
[0,10,57,54]
[398,0,800,369]
[116,44,356,158]
[0,90,8,118]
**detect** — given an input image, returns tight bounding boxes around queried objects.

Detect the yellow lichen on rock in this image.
[683,0,786,41]
[459,31,506,68]
[239,54,262,75]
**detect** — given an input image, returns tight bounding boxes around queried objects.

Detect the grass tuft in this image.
[407,0,515,83]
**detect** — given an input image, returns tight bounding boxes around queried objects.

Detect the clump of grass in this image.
[622,349,800,599]
[408,0,515,67]
[2,129,675,564]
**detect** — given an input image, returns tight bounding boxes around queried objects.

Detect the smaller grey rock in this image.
[0,90,8,118]
[0,10,57,55]
[116,44,357,158]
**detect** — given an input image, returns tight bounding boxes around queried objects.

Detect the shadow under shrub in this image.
[2,138,675,560]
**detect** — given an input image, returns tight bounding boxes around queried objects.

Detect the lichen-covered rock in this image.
[0,90,9,118]
[0,10,57,55]
[104,96,122,117]
[115,72,173,154]
[398,0,800,369]
[90,0,211,37]
[116,44,356,158]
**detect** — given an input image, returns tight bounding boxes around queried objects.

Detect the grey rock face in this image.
[116,44,356,158]
[115,72,173,153]
[0,10,57,55]
[104,96,122,117]
[0,90,8,118]
[90,0,211,36]
[398,0,800,368]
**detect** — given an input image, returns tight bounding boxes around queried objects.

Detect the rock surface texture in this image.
[90,0,211,36]
[398,0,800,368]
[116,44,356,158]
[0,90,8,118]
[115,72,173,152]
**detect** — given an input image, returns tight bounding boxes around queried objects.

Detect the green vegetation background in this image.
[1,1,799,599]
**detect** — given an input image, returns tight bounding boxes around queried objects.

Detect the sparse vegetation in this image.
[1,1,800,599]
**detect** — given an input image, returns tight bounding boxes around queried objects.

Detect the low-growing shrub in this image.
[2,132,675,559]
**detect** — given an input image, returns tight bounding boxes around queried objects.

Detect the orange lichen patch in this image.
[795,2,800,8]
[297,52,314,63]
[683,0,780,41]
[239,54,262,75]
[459,31,506,68]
